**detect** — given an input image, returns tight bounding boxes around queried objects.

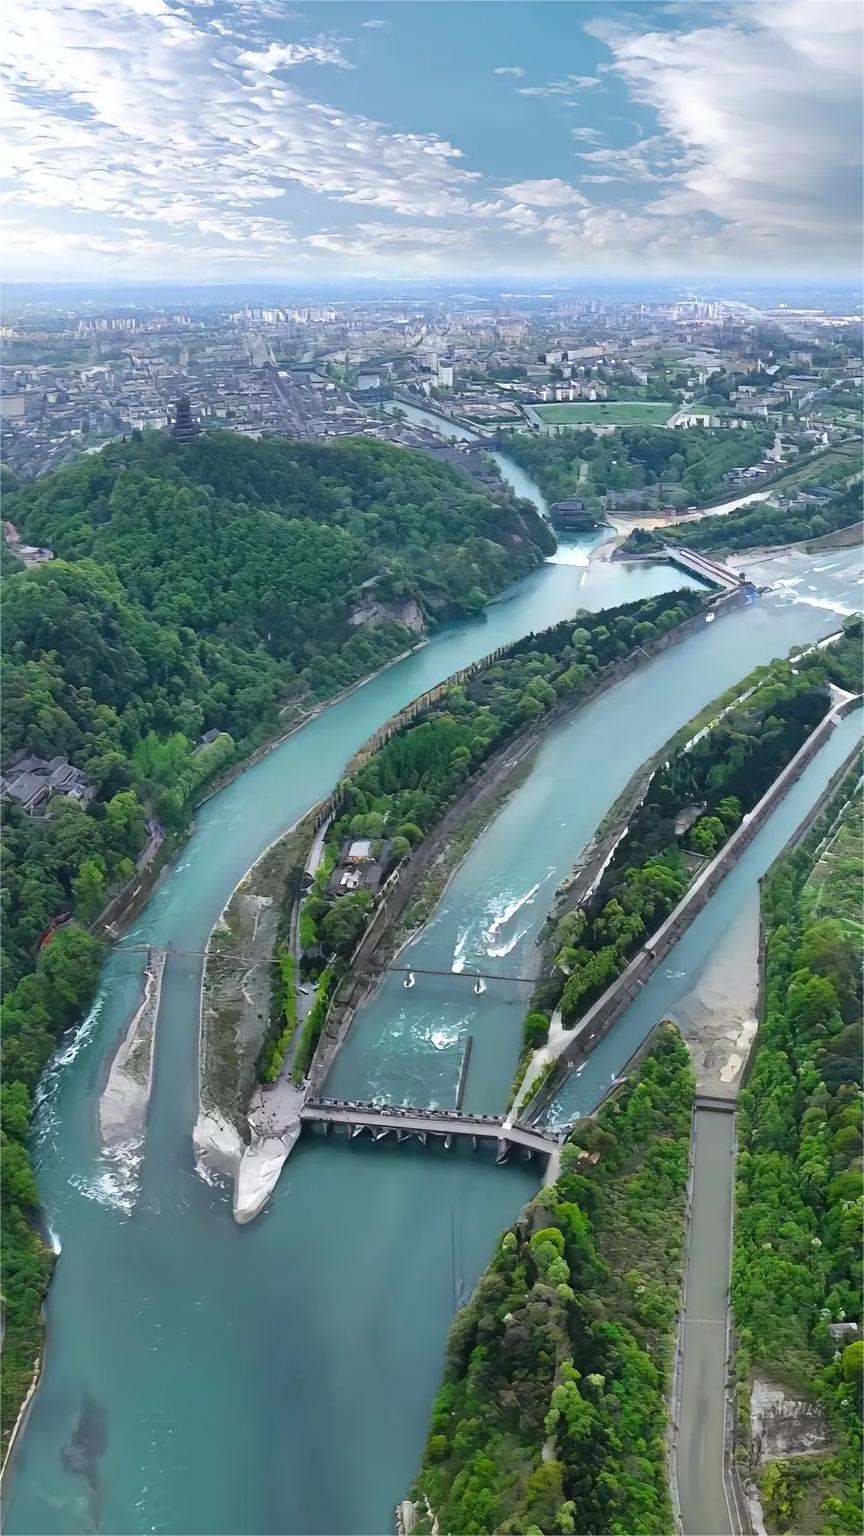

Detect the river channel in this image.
[5,438,861,1533]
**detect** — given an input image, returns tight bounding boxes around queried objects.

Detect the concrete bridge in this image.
[300,1097,564,1162]
[663,545,744,591]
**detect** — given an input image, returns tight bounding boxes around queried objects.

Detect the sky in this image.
[2,0,862,283]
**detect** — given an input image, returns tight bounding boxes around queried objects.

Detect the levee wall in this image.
[549,696,859,1077]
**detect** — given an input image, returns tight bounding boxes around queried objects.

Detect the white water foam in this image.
[770,585,857,618]
[430,1028,457,1051]
[451,929,469,974]
[486,925,530,959]
[482,882,541,949]
[548,544,591,568]
[32,994,107,1151]
[68,1139,143,1218]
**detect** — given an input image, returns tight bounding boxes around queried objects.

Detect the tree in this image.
[72,856,107,925]
[318,891,373,954]
[523,1011,550,1049]
[688,815,726,857]
[1,1136,40,1208]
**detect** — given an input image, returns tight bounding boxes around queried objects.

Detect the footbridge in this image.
[300,1097,564,1161]
[663,545,743,592]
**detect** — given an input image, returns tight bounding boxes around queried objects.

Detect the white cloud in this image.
[586,0,862,261]
[237,39,353,72]
[0,0,858,278]
[361,19,389,28]
[577,135,685,184]
[518,74,600,98]
[502,179,590,209]
[0,0,481,271]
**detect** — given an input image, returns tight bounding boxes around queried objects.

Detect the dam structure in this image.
[301,1098,563,1161]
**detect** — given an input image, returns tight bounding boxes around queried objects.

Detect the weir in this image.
[301,1098,563,1160]
[663,544,747,592]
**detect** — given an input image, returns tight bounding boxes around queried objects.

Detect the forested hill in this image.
[5,431,553,702]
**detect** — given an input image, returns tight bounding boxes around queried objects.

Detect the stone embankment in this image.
[99,948,166,1145]
[524,695,861,1119]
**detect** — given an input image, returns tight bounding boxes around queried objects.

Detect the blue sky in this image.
[3,0,861,281]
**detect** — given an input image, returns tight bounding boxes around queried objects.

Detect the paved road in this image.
[677,1106,738,1536]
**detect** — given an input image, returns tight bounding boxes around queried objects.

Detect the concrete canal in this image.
[676,1107,738,1536]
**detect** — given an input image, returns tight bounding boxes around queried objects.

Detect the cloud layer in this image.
[1,0,860,278]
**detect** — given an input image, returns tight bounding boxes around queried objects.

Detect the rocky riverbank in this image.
[193,812,319,1184]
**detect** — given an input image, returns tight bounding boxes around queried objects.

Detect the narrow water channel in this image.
[5,462,860,1533]
[677,1109,737,1536]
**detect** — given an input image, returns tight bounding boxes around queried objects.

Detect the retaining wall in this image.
[550,696,859,1075]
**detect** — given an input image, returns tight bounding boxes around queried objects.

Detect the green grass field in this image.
[533,400,675,426]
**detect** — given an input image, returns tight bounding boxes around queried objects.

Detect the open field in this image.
[533,400,675,426]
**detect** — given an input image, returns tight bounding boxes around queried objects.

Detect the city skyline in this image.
[3,0,862,283]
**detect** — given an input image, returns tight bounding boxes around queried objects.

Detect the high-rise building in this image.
[170,395,200,442]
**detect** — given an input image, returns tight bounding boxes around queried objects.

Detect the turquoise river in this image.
[4,446,861,1534]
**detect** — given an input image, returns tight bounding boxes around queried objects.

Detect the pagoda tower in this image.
[170,396,200,442]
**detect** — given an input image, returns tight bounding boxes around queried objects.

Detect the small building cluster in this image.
[3,520,53,567]
[549,496,597,531]
[328,837,392,896]
[0,753,94,815]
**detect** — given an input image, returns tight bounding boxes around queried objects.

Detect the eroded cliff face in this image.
[750,1376,830,1461]
[349,597,425,633]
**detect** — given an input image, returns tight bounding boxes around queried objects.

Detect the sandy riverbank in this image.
[98,949,166,1145]
[669,889,760,1097]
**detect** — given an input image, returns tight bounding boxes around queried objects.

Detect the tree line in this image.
[622,475,863,558]
[523,627,861,1055]
[411,1026,694,1535]
[295,589,706,987]
[732,771,863,1535]
[500,426,771,514]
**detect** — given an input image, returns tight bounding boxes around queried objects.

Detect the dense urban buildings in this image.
[1,286,861,480]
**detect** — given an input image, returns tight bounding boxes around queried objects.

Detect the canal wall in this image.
[525,695,860,1110]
